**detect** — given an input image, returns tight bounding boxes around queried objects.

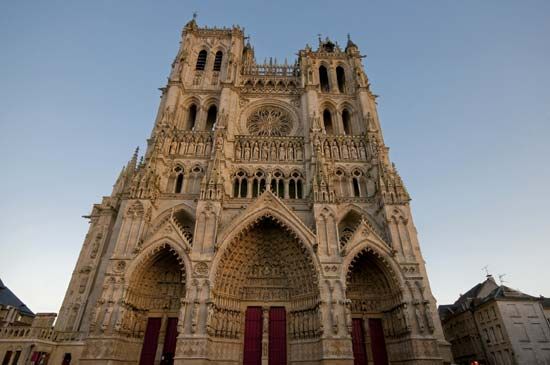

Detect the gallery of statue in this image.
[0,19,453,365]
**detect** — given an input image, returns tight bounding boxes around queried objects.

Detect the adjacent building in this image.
[0,279,34,328]
[0,19,453,364]
[439,276,550,365]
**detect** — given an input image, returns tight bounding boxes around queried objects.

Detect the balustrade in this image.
[0,327,84,342]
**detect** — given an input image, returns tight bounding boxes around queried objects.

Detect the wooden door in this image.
[243,307,263,365]
[351,318,367,365]
[368,318,388,365]
[269,307,287,365]
[162,317,178,363]
[139,317,162,365]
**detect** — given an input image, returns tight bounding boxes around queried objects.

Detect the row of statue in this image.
[207,307,243,338]
[382,304,412,338]
[289,308,322,339]
[321,137,369,161]
[235,139,304,162]
[164,134,214,157]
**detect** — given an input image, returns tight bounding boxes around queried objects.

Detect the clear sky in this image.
[1,1,549,313]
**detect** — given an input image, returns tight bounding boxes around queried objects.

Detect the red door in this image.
[243,307,263,365]
[368,318,388,365]
[139,317,162,365]
[269,307,287,365]
[352,318,367,365]
[162,317,178,362]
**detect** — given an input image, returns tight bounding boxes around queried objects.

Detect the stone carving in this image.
[246,106,293,136]
[235,136,304,162]
[322,136,369,161]
[193,262,209,277]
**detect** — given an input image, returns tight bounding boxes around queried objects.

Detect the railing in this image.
[0,326,85,342]
[242,63,300,77]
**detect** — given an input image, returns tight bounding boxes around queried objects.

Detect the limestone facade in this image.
[0,19,452,365]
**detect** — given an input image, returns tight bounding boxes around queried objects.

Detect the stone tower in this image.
[0,19,452,365]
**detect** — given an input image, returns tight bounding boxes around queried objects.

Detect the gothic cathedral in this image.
[1,19,453,365]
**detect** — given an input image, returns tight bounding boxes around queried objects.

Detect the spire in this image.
[346,33,358,51]
[129,146,139,171]
[184,12,198,31]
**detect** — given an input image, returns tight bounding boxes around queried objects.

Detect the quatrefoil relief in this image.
[246,106,293,136]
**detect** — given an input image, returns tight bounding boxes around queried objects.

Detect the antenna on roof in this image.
[498,274,507,285]
[482,265,491,277]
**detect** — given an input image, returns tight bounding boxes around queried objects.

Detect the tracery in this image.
[246,106,293,136]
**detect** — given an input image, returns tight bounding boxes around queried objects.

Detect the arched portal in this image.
[124,244,187,365]
[346,249,406,365]
[211,216,321,364]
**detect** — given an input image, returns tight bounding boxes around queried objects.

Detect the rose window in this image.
[246,106,293,136]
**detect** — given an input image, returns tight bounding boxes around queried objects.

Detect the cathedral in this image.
[0,19,453,365]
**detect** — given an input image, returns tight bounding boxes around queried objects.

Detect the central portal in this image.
[211,216,320,364]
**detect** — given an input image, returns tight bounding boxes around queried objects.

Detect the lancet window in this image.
[270,170,285,199]
[352,169,367,197]
[319,65,330,92]
[288,171,304,199]
[233,170,248,198]
[187,104,198,130]
[334,168,348,197]
[213,51,223,71]
[323,109,334,134]
[336,66,346,93]
[174,166,184,193]
[187,165,203,194]
[195,50,207,70]
[252,171,267,197]
[342,109,352,135]
[205,105,217,131]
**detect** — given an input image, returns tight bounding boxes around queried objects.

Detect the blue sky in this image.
[0,1,549,313]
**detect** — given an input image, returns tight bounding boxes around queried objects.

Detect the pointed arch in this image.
[125,238,192,288]
[211,195,319,282]
[342,241,404,299]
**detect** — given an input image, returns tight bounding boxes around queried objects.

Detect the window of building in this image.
[352,170,365,197]
[213,51,223,71]
[205,105,217,131]
[288,171,304,199]
[319,65,330,92]
[342,109,351,135]
[187,104,197,130]
[323,109,333,134]
[188,165,203,193]
[174,166,184,193]
[270,171,285,199]
[233,171,248,198]
[195,50,207,70]
[336,66,346,93]
[252,171,266,197]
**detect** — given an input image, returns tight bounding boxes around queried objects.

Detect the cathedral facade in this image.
[0,19,452,365]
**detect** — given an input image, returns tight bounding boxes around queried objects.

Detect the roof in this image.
[0,278,34,316]
[539,296,550,309]
[438,276,539,322]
